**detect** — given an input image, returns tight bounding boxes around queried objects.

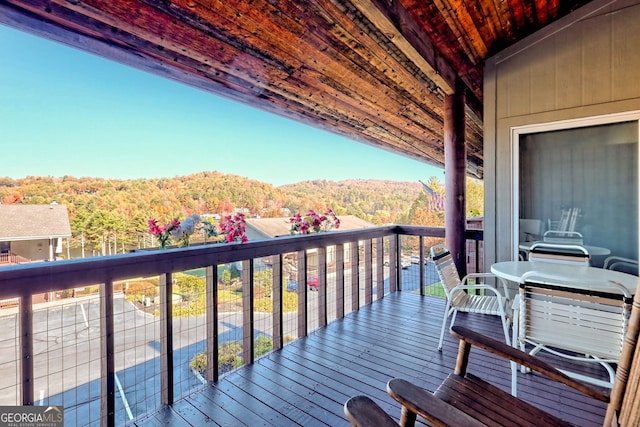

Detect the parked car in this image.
[286,280,298,292]
[409,255,430,264]
[286,277,320,292]
[383,258,412,268]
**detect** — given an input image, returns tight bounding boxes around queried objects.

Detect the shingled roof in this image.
[0,204,72,241]
[246,215,374,239]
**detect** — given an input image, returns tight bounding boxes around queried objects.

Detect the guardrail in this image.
[0,225,481,426]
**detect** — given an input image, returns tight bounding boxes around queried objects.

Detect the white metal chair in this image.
[512,271,632,393]
[519,218,543,243]
[604,255,639,276]
[519,218,543,260]
[528,242,590,265]
[542,230,584,244]
[548,207,581,235]
[430,244,511,350]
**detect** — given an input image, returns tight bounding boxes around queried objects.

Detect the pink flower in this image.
[219,213,248,243]
[148,218,181,249]
[289,208,340,234]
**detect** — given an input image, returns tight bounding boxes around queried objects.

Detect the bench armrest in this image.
[386,378,485,427]
[344,395,398,427]
[451,326,609,402]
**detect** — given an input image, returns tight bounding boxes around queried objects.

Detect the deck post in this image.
[444,80,467,275]
[297,251,308,337]
[318,247,328,327]
[335,243,345,319]
[272,255,283,350]
[242,259,254,364]
[350,241,359,311]
[100,280,115,426]
[206,265,219,382]
[20,293,33,406]
[160,272,174,405]
[375,237,384,300]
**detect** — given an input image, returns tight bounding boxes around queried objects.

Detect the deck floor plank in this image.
[137,292,608,426]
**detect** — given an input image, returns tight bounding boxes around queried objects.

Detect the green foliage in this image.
[173,297,205,316]
[190,336,275,376]
[229,263,241,279]
[190,352,207,373]
[282,290,298,312]
[218,341,243,369]
[220,269,232,286]
[123,279,158,302]
[218,289,241,302]
[0,173,484,256]
[254,270,272,298]
[280,179,424,225]
[175,274,205,301]
[254,335,273,358]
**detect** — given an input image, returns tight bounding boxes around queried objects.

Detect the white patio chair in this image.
[604,255,638,276]
[528,242,590,265]
[430,244,511,350]
[512,271,632,393]
[542,230,584,244]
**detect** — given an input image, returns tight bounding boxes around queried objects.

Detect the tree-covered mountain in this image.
[1,172,453,255]
[279,179,424,224]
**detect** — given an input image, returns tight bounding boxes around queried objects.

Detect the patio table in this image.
[490,260,636,295]
[492,260,637,391]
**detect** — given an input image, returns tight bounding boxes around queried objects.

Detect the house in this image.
[245,215,374,240]
[245,215,376,277]
[0,203,72,264]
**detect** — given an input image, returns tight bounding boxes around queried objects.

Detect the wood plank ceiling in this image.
[0,0,592,178]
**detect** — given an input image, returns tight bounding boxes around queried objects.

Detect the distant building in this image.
[0,203,72,264]
[201,213,221,222]
[245,215,374,240]
[245,215,375,279]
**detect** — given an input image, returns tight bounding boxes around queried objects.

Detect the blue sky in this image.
[0,24,445,187]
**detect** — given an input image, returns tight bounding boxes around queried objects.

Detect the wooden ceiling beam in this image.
[348,0,455,95]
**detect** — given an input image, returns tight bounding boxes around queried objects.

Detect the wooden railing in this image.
[0,225,481,426]
[0,252,31,265]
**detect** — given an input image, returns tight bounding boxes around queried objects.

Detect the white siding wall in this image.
[483,0,640,266]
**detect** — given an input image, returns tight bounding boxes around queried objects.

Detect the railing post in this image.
[317,247,327,328]
[100,280,115,427]
[297,251,307,338]
[242,259,254,365]
[375,237,384,300]
[364,239,372,305]
[19,293,33,406]
[390,235,398,292]
[159,273,173,405]
[335,244,345,319]
[419,236,426,296]
[272,255,283,350]
[350,241,359,311]
[206,265,219,382]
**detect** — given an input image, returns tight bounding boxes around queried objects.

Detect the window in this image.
[513,115,639,264]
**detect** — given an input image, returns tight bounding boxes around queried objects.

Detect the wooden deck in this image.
[136,291,609,426]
